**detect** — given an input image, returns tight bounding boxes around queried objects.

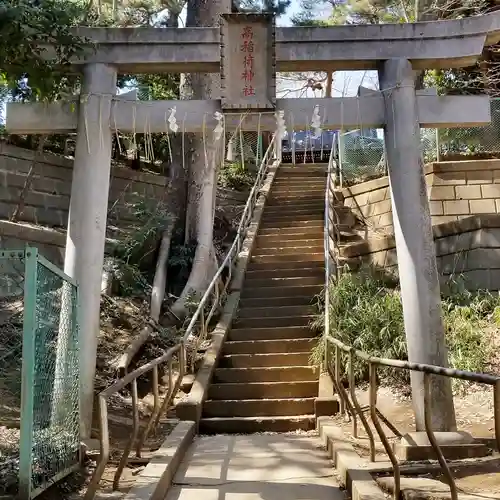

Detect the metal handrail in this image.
[322,158,500,500]
[84,133,278,500]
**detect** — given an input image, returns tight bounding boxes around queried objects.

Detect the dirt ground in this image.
[0,294,184,499]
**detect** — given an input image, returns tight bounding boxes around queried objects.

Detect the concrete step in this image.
[208,380,318,399]
[238,305,316,319]
[264,204,324,215]
[241,284,322,300]
[269,194,325,203]
[242,276,324,291]
[239,295,315,308]
[257,226,324,238]
[218,352,311,368]
[251,252,324,264]
[255,237,324,249]
[259,219,324,230]
[222,337,317,354]
[246,260,324,271]
[277,168,327,176]
[266,197,325,206]
[244,267,324,281]
[228,326,316,341]
[232,315,315,329]
[203,397,315,418]
[213,366,319,383]
[271,185,325,193]
[252,244,323,257]
[262,214,324,224]
[199,415,316,434]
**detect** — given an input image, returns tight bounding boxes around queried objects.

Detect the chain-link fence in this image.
[0,248,80,499]
[338,99,500,185]
[226,131,263,173]
[434,98,500,158]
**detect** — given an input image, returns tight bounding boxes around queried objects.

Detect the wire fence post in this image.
[18,247,38,499]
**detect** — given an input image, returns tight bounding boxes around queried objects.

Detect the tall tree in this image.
[0,0,89,99]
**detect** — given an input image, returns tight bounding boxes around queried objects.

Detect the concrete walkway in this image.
[166,433,345,500]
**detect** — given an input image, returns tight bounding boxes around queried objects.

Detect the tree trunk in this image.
[171,0,231,318]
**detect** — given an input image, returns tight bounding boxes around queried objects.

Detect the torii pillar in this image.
[380,59,455,432]
[66,63,117,438]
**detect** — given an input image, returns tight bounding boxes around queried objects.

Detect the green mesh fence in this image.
[0,248,80,499]
[0,250,25,495]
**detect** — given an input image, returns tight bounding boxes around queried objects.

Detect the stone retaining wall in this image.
[341,215,500,291]
[0,141,248,228]
[342,160,500,233]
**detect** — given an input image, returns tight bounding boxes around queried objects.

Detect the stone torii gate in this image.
[7,11,500,438]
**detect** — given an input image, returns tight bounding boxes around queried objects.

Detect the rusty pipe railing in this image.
[84,131,278,500]
[84,344,184,500]
[323,157,500,500]
[324,335,500,500]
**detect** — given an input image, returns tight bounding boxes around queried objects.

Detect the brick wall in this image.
[341,160,500,233]
[341,215,500,291]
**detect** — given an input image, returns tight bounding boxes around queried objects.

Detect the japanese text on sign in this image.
[241,25,255,97]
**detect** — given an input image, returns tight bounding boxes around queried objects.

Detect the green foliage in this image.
[0,0,90,98]
[237,0,291,16]
[313,267,496,387]
[218,161,255,191]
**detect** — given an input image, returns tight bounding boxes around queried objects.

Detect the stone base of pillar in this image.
[393,431,488,461]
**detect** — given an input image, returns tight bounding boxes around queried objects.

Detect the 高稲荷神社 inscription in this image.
[220,13,275,110]
[241,26,255,97]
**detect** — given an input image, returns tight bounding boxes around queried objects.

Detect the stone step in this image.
[237,305,316,319]
[252,244,323,257]
[228,326,316,341]
[213,366,319,383]
[242,276,324,290]
[271,184,326,192]
[199,415,316,434]
[268,193,325,203]
[262,213,324,223]
[257,226,324,237]
[255,237,324,249]
[264,204,325,215]
[232,315,315,329]
[246,260,324,272]
[259,219,324,230]
[241,284,322,299]
[239,295,315,308]
[223,338,317,355]
[218,352,311,368]
[244,267,324,281]
[277,168,327,176]
[208,380,318,399]
[266,194,325,204]
[203,397,315,418]
[251,252,324,264]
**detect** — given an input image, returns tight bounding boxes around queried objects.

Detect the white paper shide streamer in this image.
[213,111,224,141]
[311,105,322,139]
[168,107,179,133]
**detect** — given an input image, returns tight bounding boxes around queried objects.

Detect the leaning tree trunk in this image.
[171,0,232,318]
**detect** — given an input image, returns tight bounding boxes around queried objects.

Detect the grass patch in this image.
[312,267,498,387]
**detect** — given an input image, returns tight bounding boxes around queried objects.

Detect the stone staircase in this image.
[199,164,342,434]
